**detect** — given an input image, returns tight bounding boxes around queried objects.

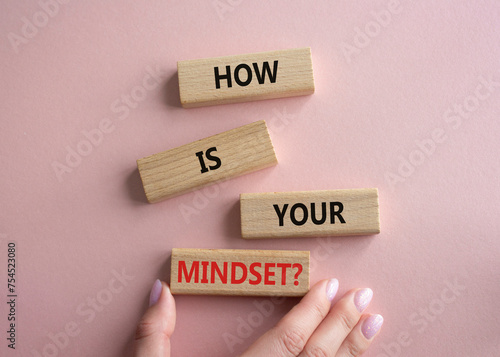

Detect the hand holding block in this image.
[137,121,277,203]
[170,248,309,296]
[240,188,380,239]
[178,47,315,108]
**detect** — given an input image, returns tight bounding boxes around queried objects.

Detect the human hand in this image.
[134,279,383,356]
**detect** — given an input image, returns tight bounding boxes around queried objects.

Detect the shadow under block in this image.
[170,248,310,296]
[177,47,315,108]
[240,188,380,239]
[137,120,277,203]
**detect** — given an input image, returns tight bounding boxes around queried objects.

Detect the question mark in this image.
[292,263,303,286]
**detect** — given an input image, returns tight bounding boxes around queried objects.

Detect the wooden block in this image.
[170,248,309,296]
[240,188,380,239]
[137,120,277,203]
[177,47,315,108]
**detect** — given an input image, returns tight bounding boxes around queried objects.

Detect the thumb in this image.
[134,279,176,357]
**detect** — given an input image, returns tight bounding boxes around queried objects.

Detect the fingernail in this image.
[326,279,339,301]
[354,288,373,312]
[362,314,384,339]
[149,279,163,307]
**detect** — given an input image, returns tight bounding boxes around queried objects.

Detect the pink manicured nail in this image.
[361,314,384,339]
[326,279,339,301]
[354,288,373,312]
[149,279,163,307]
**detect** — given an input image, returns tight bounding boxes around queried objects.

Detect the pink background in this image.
[1,1,499,356]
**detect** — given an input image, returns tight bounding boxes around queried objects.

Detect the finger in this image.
[336,314,384,356]
[242,278,339,357]
[299,288,373,357]
[134,280,176,357]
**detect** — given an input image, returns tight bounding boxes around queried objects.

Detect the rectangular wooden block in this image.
[170,248,309,296]
[137,121,277,203]
[177,47,315,108]
[240,188,380,239]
